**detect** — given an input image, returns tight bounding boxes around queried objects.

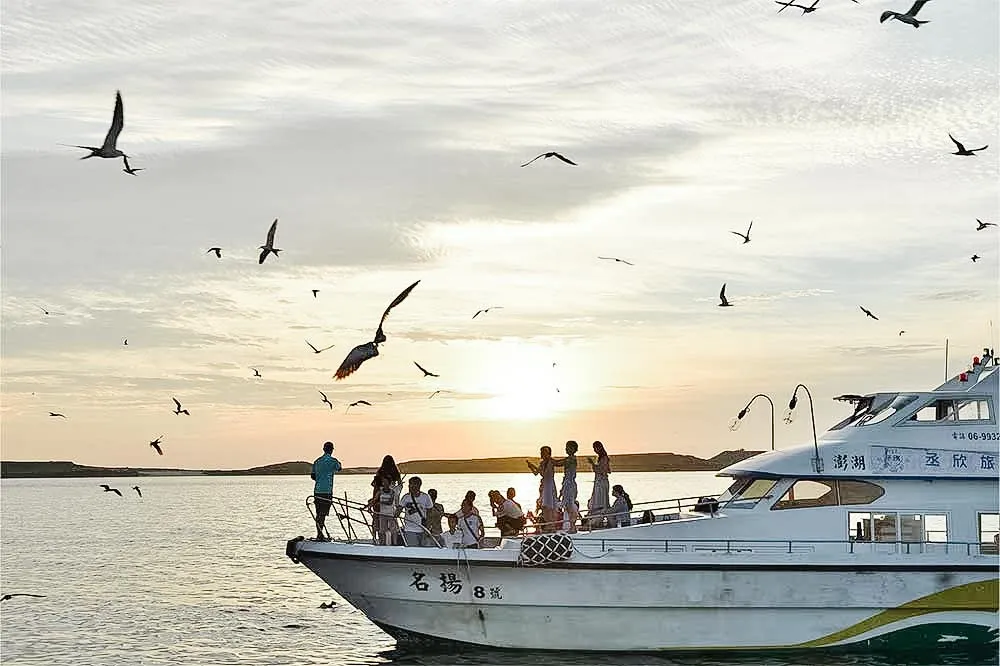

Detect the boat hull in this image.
[289,541,999,652]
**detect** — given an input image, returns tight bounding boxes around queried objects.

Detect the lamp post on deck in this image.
[785,383,823,473]
[730,394,775,452]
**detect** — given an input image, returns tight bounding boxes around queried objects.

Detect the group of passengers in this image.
[309,440,635,546]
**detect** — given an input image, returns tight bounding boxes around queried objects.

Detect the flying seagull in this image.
[598,256,634,266]
[776,0,819,13]
[949,134,987,156]
[428,390,443,399]
[334,280,421,380]
[100,484,123,497]
[899,330,906,336]
[521,151,577,167]
[971,255,981,263]
[66,90,127,159]
[414,361,439,378]
[473,306,503,319]
[123,338,128,346]
[132,485,142,497]
[206,247,222,258]
[149,435,164,456]
[319,390,333,410]
[860,306,879,321]
[977,220,997,231]
[1,593,46,602]
[731,221,753,244]
[172,398,190,415]
[258,219,281,264]
[306,340,335,354]
[880,0,930,27]
[718,283,733,308]
[312,289,319,298]
[251,367,262,378]
[122,155,142,175]
[48,412,67,418]
[346,400,372,413]
[37,305,63,316]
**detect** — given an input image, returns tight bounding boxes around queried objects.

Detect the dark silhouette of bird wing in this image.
[172,397,182,410]
[552,152,577,166]
[374,280,421,342]
[100,484,111,491]
[49,412,66,417]
[414,361,439,377]
[520,154,546,167]
[133,486,142,496]
[102,91,124,151]
[335,342,380,380]
[265,219,277,247]
[719,283,730,305]
[860,306,879,320]
[730,231,748,240]
[306,340,320,353]
[258,247,269,264]
[949,134,966,152]
[357,400,372,407]
[112,488,122,496]
[150,442,163,455]
[906,0,930,16]
[1,593,46,601]
[473,310,484,319]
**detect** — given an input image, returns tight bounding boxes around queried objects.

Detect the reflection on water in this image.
[1,474,995,666]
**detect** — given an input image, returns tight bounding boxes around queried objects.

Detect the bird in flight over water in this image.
[414,361,439,378]
[206,247,222,258]
[899,330,906,336]
[976,220,997,231]
[731,221,753,244]
[65,90,127,159]
[318,391,333,410]
[149,436,164,456]
[48,412,67,418]
[312,289,319,298]
[776,0,819,13]
[1,593,46,602]
[37,305,63,316]
[860,306,879,320]
[473,306,503,319]
[258,219,281,264]
[100,484,123,497]
[598,256,634,266]
[132,485,142,497]
[306,340,335,354]
[346,400,372,413]
[123,338,128,346]
[121,155,142,175]
[880,0,930,27]
[971,255,981,263]
[718,283,734,307]
[251,367,262,378]
[172,398,190,415]
[949,134,987,156]
[335,280,421,380]
[521,152,577,167]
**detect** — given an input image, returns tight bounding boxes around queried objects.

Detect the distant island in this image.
[1,449,763,479]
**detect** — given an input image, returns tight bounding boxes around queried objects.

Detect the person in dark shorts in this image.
[311,441,342,541]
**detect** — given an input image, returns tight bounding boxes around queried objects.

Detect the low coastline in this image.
[1,449,762,479]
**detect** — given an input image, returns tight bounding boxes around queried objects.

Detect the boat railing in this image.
[571,537,1000,558]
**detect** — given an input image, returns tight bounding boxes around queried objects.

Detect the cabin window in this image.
[773,479,884,511]
[850,512,948,543]
[924,514,948,542]
[911,399,957,422]
[849,512,872,541]
[718,477,778,509]
[860,395,919,426]
[873,513,897,542]
[772,480,837,510]
[956,399,992,422]
[980,513,999,554]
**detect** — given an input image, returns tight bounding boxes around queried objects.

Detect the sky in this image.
[1,0,998,469]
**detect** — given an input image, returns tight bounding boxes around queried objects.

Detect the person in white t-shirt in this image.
[454,496,485,548]
[398,476,434,547]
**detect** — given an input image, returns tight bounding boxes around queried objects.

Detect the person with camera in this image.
[399,476,434,547]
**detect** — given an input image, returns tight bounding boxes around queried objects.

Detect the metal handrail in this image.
[572,537,999,557]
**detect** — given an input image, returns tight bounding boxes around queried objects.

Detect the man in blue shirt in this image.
[311,441,342,541]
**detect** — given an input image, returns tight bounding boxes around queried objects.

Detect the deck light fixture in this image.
[786,384,823,473]
[731,393,775,451]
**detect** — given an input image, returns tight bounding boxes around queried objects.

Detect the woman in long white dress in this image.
[526,446,558,532]
[587,441,611,525]
[556,440,580,534]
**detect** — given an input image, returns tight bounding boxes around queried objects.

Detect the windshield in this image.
[858,394,919,426]
[718,477,779,509]
[830,393,918,429]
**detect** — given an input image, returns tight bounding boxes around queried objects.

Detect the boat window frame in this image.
[718,476,779,510]
[849,510,949,543]
[772,478,885,511]
[979,512,999,555]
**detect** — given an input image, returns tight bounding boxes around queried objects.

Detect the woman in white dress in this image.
[526,446,558,532]
[556,440,580,533]
[587,440,611,525]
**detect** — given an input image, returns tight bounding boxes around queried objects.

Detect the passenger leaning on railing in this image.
[310,441,342,541]
[399,477,434,547]
[368,455,402,546]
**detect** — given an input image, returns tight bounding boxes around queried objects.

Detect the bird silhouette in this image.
[99,484,123,497]
[860,306,879,321]
[306,340,335,354]
[776,0,819,13]
[976,220,996,231]
[251,367,262,378]
[121,155,142,175]
[949,134,987,156]
[335,280,420,380]
[971,255,981,263]
[472,307,503,319]
[172,398,190,415]
[206,247,223,258]
[48,412,67,418]
[123,338,128,346]
[718,283,734,307]
[414,361,439,378]
[731,221,753,244]
[149,436,164,456]
[65,90,127,159]
[346,400,372,413]
[428,390,444,399]
[258,219,281,264]
[899,330,906,336]
[37,305,64,316]
[880,0,930,26]
[311,289,319,298]
[521,152,577,167]
[1,593,46,602]
[132,485,142,497]
[319,390,333,410]
[598,256,634,266]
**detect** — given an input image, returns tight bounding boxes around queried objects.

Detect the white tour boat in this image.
[286,349,999,653]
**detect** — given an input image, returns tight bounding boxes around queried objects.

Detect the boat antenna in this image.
[944,338,949,382]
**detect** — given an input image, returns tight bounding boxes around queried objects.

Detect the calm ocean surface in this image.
[0,472,993,666]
